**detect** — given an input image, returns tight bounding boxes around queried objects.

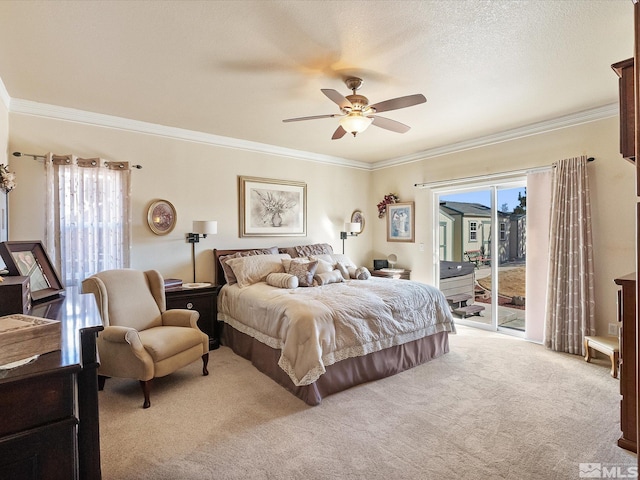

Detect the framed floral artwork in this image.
[239,176,306,237]
[147,199,177,235]
[387,202,415,243]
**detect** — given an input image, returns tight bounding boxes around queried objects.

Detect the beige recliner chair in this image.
[82,269,209,408]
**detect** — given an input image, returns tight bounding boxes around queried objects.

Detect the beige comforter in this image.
[218,277,455,386]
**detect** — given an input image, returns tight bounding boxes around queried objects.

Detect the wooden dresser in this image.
[615,273,636,453]
[0,287,103,479]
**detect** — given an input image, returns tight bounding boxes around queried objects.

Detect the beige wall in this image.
[371,116,636,336]
[0,96,7,244]
[7,113,370,284]
[6,110,636,336]
[0,97,7,166]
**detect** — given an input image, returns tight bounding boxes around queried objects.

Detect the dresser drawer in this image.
[0,371,74,437]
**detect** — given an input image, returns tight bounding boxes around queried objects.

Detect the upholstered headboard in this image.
[213,243,335,287]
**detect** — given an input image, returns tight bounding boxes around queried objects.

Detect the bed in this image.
[214,244,455,405]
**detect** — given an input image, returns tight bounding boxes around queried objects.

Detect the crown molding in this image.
[372,103,619,170]
[9,98,371,171]
[8,96,618,172]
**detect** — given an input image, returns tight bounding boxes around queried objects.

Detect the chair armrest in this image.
[101,325,137,343]
[100,325,144,351]
[161,309,200,329]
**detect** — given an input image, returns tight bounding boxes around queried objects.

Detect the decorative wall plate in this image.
[147,200,177,235]
[351,210,365,234]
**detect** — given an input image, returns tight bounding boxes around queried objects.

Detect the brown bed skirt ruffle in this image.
[221,323,450,406]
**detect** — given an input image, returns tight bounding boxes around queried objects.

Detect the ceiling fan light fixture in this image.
[339,113,373,136]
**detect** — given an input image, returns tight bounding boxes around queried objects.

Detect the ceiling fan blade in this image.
[283,114,340,123]
[321,89,352,110]
[371,116,411,134]
[369,94,426,114]
[332,125,347,140]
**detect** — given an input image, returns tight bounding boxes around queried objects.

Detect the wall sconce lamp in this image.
[186,220,217,282]
[340,222,361,254]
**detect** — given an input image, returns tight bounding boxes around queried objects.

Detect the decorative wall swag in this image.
[377,193,399,218]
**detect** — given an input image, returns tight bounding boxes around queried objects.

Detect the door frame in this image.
[433,177,526,337]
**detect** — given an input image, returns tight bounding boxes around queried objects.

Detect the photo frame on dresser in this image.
[0,241,64,302]
[238,176,306,237]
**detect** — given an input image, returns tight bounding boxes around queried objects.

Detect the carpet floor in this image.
[98,325,636,479]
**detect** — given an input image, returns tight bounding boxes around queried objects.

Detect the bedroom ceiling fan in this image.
[282,77,427,139]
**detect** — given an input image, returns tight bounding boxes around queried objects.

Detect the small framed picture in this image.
[0,241,65,302]
[350,210,365,234]
[238,176,306,237]
[147,199,177,235]
[387,202,415,243]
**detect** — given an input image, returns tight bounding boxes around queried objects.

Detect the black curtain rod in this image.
[12,151,142,169]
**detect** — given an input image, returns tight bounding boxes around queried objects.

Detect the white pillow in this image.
[335,262,350,280]
[266,272,299,289]
[226,253,290,288]
[314,269,344,286]
[330,253,356,268]
[313,257,334,274]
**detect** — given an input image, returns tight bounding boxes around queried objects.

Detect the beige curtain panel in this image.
[544,155,595,355]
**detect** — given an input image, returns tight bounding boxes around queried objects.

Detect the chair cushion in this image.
[138,326,205,362]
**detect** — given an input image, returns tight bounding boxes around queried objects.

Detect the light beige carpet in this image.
[98,326,636,479]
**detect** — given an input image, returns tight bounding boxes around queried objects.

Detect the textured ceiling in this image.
[0,1,633,165]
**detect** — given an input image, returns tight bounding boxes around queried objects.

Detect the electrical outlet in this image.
[419,243,424,252]
[608,323,618,335]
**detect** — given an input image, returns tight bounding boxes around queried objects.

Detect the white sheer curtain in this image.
[544,156,595,355]
[44,153,131,287]
[525,168,553,343]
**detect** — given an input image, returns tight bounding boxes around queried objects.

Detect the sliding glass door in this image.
[436,179,526,335]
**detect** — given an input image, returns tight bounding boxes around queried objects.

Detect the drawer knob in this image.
[186,302,194,309]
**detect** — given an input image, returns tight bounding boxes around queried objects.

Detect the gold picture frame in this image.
[351,210,365,234]
[386,202,415,243]
[147,199,177,236]
[239,176,306,237]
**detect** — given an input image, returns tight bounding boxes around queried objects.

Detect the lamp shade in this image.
[192,220,217,235]
[339,113,373,135]
[344,222,361,233]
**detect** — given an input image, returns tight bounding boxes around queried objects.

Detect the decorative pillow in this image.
[288,259,318,287]
[220,247,279,285]
[282,257,308,273]
[294,243,334,257]
[266,272,299,289]
[354,266,371,280]
[335,262,350,280]
[225,253,290,288]
[314,269,344,286]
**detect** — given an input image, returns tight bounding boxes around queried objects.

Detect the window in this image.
[45,154,131,287]
[500,223,506,241]
[469,221,478,241]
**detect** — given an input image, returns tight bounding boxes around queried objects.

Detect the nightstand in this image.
[165,285,220,349]
[371,269,411,280]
